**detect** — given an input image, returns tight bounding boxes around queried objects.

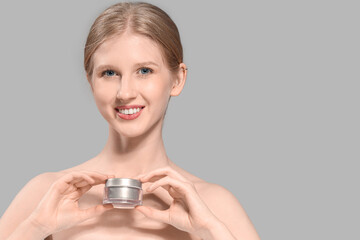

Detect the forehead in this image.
[92,32,166,68]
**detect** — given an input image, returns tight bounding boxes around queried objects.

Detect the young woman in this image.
[0,2,260,240]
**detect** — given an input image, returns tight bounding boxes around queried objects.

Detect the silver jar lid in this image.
[105,178,142,189]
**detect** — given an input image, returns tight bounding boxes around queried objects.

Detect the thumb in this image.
[78,204,114,222]
[135,205,169,224]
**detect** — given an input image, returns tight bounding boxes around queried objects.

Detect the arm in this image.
[199,220,237,240]
[135,166,260,240]
[198,183,261,240]
[0,171,114,239]
[0,172,58,239]
[5,216,50,240]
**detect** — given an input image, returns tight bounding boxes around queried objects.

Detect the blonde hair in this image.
[84,2,183,77]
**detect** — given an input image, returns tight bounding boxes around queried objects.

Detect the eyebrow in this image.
[133,61,160,68]
[94,61,160,73]
[94,64,116,73]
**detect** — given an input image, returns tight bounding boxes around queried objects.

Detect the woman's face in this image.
[88,31,186,138]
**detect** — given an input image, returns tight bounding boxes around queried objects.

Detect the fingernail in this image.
[103,205,112,209]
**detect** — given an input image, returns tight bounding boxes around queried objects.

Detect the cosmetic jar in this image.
[103,178,143,209]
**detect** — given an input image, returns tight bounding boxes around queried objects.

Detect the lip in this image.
[115,105,145,120]
[115,105,145,110]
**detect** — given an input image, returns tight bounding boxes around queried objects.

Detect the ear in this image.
[170,63,187,97]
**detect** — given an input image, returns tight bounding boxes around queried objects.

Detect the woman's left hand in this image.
[135,166,221,237]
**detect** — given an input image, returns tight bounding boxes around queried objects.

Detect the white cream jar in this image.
[103,178,143,209]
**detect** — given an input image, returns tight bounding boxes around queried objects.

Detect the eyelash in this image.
[101,69,118,77]
[137,67,153,77]
[101,67,154,78]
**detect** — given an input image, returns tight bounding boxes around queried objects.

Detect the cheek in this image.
[93,82,118,107]
[142,78,171,103]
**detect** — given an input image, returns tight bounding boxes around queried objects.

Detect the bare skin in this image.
[0,31,260,240]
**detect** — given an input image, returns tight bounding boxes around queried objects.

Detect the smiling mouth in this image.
[115,107,145,115]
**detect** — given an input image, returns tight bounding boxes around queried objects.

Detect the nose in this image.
[116,75,137,101]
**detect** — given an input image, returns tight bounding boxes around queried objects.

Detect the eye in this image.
[138,67,153,76]
[102,69,117,77]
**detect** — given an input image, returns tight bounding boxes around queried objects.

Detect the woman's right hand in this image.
[26,171,114,235]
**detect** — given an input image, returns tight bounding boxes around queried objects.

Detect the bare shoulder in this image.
[170,162,241,206]
[196,181,260,239]
[0,160,96,239]
[194,180,245,218]
[0,171,65,239]
[171,163,260,239]
[171,162,247,219]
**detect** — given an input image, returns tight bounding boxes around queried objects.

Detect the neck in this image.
[94,122,170,178]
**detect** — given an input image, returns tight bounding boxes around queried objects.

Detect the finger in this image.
[76,184,92,196]
[135,173,145,180]
[168,186,184,199]
[141,175,166,184]
[140,167,188,183]
[74,180,91,188]
[72,170,110,180]
[146,177,210,218]
[67,174,95,190]
[135,205,170,224]
[147,176,192,200]
[142,167,186,181]
[78,171,109,185]
[78,170,111,176]
[73,172,113,194]
[51,171,107,196]
[73,174,97,188]
[71,171,109,187]
[50,173,85,195]
[60,172,94,186]
[72,181,100,200]
[78,204,114,223]
[133,174,148,181]
[137,173,166,185]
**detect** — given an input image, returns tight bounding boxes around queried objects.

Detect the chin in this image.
[112,124,149,139]
[107,111,163,138]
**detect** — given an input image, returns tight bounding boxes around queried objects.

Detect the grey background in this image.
[0,0,359,239]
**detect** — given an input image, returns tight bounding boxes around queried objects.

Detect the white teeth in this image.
[119,107,142,115]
